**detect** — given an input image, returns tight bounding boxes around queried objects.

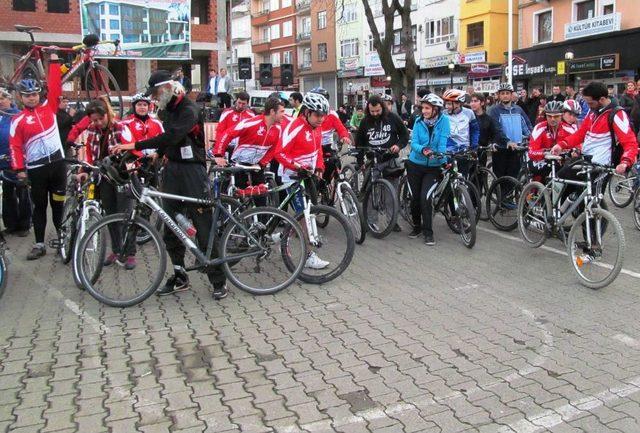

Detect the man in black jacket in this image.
[524,87,542,126]
[56,96,73,156]
[114,70,226,299]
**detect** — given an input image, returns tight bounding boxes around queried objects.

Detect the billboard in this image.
[80,0,191,60]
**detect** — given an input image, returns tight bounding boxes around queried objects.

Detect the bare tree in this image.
[360,0,417,99]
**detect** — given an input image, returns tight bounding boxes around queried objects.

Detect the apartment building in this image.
[515,0,636,93]
[227,0,256,91]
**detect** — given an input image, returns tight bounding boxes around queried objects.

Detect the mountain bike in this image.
[467,145,497,220]
[0,26,123,117]
[486,145,529,231]
[74,156,307,307]
[518,154,624,289]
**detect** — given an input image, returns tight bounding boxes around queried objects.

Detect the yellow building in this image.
[459,0,518,92]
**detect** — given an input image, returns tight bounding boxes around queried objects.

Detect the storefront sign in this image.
[557,60,566,75]
[565,12,621,40]
[470,63,489,74]
[340,57,361,71]
[421,53,459,69]
[365,52,385,77]
[370,76,390,88]
[507,63,556,77]
[567,54,619,73]
[343,77,369,93]
[427,76,466,86]
[462,51,486,64]
[337,67,364,78]
[472,79,500,94]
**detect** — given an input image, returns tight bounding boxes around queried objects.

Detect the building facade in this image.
[515,0,636,95]
[0,0,222,96]
[227,0,256,91]
[335,0,368,107]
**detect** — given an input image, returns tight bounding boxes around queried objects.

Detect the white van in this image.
[248,90,295,116]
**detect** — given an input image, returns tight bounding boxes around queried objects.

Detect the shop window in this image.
[13,0,35,11]
[467,22,484,47]
[534,9,552,44]
[47,0,69,13]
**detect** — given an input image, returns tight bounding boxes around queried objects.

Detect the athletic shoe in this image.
[157,271,190,296]
[124,256,137,270]
[424,235,436,246]
[103,253,118,267]
[213,284,228,300]
[305,252,330,269]
[27,244,46,260]
[408,228,422,239]
[393,223,402,232]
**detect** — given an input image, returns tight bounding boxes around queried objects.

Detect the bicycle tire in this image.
[486,176,522,231]
[463,179,481,225]
[568,208,625,289]
[59,196,79,264]
[84,64,124,118]
[363,178,399,239]
[607,172,635,208]
[339,183,366,245]
[221,206,306,295]
[266,175,280,208]
[470,167,497,221]
[136,198,163,245]
[72,208,104,289]
[0,253,6,298]
[517,181,550,248]
[634,188,640,231]
[76,213,166,307]
[0,53,41,90]
[316,187,332,228]
[398,174,417,229]
[454,184,476,248]
[341,164,359,193]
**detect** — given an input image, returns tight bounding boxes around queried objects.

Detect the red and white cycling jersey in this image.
[319,110,350,149]
[9,61,63,171]
[121,114,164,142]
[529,120,577,162]
[214,115,282,166]
[216,107,256,148]
[274,116,324,182]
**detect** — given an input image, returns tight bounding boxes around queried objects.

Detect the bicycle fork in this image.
[302,199,320,246]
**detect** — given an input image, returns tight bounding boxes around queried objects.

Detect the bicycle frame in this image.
[271,178,322,245]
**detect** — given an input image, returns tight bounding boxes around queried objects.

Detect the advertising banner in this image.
[365,52,385,77]
[80,0,191,60]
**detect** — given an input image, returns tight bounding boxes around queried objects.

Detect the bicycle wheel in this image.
[284,204,355,284]
[265,175,280,208]
[486,176,522,231]
[76,213,166,307]
[470,167,497,221]
[398,174,417,229]
[341,164,360,193]
[607,172,635,208]
[136,199,163,245]
[0,253,6,298]
[453,184,476,248]
[0,53,41,90]
[634,188,640,231]
[221,207,306,295]
[463,179,481,224]
[59,196,79,264]
[72,208,104,289]
[84,64,124,118]
[316,185,332,228]
[568,208,625,289]
[363,178,399,239]
[517,181,550,248]
[339,183,366,245]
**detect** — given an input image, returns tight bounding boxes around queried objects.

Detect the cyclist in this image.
[443,89,479,176]
[488,83,532,181]
[9,52,66,260]
[274,92,329,270]
[528,101,575,182]
[114,70,227,300]
[1,87,30,237]
[122,93,164,147]
[213,97,285,198]
[381,93,395,113]
[406,94,449,246]
[355,94,409,231]
[211,91,255,157]
[469,93,507,167]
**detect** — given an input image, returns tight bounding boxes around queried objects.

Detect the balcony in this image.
[295,0,310,13]
[252,39,271,52]
[296,32,311,43]
[232,33,252,41]
[251,7,269,18]
[231,3,250,17]
[299,63,312,71]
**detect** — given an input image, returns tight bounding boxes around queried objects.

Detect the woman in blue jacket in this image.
[406,94,449,245]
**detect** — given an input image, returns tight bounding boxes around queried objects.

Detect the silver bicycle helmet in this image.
[544,100,564,114]
[302,92,330,114]
[421,94,444,108]
[497,82,514,93]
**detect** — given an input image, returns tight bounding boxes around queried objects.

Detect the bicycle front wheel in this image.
[363,178,399,239]
[608,172,635,208]
[59,196,79,264]
[339,183,366,245]
[398,174,416,229]
[471,167,497,220]
[633,188,640,231]
[221,207,306,295]
[517,181,550,248]
[76,213,166,307]
[72,208,104,289]
[84,64,124,118]
[0,253,6,298]
[568,208,625,289]
[486,176,522,231]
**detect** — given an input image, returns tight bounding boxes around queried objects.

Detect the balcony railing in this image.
[299,63,312,71]
[251,7,269,17]
[296,32,311,42]
[295,0,310,11]
[252,38,270,45]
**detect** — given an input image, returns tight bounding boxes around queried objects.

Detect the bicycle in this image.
[0,26,123,117]
[607,161,639,208]
[0,158,19,298]
[343,148,400,239]
[467,145,497,221]
[517,154,624,289]
[632,187,640,230]
[74,156,307,307]
[486,145,530,231]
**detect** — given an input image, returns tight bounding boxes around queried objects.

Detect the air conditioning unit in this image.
[446,40,458,51]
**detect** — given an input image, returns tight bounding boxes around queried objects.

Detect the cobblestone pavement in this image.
[2,202,640,433]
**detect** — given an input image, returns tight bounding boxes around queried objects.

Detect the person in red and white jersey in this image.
[211,91,255,156]
[213,97,285,196]
[9,52,66,260]
[274,92,329,269]
[121,93,164,150]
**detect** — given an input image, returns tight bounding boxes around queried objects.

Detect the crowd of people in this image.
[1,51,638,297]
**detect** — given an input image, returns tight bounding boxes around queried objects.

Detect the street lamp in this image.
[448,61,455,89]
[348,81,353,94]
[564,50,574,88]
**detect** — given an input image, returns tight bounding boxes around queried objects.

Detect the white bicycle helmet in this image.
[497,82,514,93]
[131,92,152,105]
[562,99,582,116]
[443,89,467,103]
[302,92,329,114]
[421,94,444,108]
[381,93,393,102]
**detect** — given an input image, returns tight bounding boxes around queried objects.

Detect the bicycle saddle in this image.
[15,25,42,33]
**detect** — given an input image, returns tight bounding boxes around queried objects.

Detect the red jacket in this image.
[83,121,135,164]
[121,114,164,143]
[9,60,63,171]
[216,107,256,144]
[529,120,577,162]
[320,110,350,149]
[559,106,638,167]
[274,116,324,181]
[214,115,282,166]
[66,115,91,144]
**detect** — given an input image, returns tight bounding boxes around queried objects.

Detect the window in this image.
[340,38,359,58]
[370,0,382,17]
[425,16,455,45]
[575,0,595,21]
[262,0,269,12]
[101,19,106,29]
[270,24,280,39]
[271,52,281,67]
[302,48,312,66]
[282,21,292,37]
[192,0,210,24]
[282,0,291,7]
[109,4,119,15]
[367,32,384,52]
[341,3,358,23]
[318,43,327,61]
[270,0,279,12]
[301,17,311,34]
[47,0,69,13]
[318,11,327,30]
[107,59,128,91]
[110,20,120,30]
[12,0,35,11]
[391,27,416,54]
[283,51,292,64]
[467,21,484,47]
[601,0,615,15]
[534,9,552,44]
[260,26,270,41]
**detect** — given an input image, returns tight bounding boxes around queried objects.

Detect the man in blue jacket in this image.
[0,87,31,237]
[488,83,531,181]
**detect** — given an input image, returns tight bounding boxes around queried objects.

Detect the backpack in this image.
[608,106,624,166]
